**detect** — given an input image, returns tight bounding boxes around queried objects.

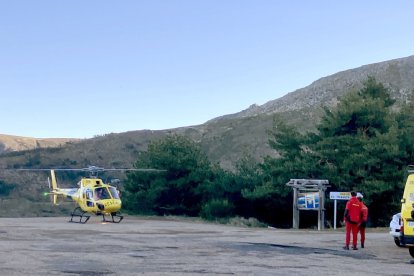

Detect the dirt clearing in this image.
[0,216,411,275]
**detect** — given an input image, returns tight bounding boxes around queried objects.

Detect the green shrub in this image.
[228,216,267,228]
[0,181,15,197]
[200,199,234,220]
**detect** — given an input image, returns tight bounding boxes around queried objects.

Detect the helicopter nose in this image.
[105,201,121,213]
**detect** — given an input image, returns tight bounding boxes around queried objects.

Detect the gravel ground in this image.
[0,216,411,275]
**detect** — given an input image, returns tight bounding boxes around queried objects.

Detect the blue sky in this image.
[1,1,413,138]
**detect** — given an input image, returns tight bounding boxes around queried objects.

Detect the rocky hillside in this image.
[1,55,414,172]
[0,134,80,154]
[213,55,414,121]
[0,55,413,217]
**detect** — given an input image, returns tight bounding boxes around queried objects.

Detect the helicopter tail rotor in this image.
[48,193,58,205]
[49,170,59,205]
[50,170,58,190]
[52,194,58,205]
[43,191,58,205]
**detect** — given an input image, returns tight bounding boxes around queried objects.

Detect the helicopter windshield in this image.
[94,187,111,200]
[108,187,120,199]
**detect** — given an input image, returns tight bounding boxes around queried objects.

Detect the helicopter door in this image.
[84,189,94,207]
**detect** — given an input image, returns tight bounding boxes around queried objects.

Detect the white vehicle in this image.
[390,213,403,247]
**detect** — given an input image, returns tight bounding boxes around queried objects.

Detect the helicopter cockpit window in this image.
[94,187,111,200]
[108,187,120,199]
[85,189,93,200]
[84,189,94,207]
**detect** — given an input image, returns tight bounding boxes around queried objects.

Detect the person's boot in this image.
[343,245,349,250]
[361,242,364,248]
[352,245,358,250]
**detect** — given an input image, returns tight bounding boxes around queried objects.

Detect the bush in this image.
[0,181,15,197]
[200,199,234,220]
[228,217,267,228]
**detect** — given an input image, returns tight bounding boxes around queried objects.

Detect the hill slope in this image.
[0,134,79,154]
[1,55,414,171]
[1,55,414,217]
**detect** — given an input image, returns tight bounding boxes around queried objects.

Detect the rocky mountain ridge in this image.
[211,55,414,122]
[0,134,79,154]
[1,55,414,170]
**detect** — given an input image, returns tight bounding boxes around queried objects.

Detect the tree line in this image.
[124,77,414,227]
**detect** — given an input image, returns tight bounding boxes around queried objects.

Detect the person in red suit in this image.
[357,194,369,248]
[343,191,362,250]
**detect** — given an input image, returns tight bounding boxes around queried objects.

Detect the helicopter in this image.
[22,166,163,224]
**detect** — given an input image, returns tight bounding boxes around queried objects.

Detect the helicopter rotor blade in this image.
[104,168,166,172]
[5,166,166,177]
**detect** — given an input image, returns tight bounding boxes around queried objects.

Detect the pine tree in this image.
[262,77,407,226]
[124,134,213,216]
[312,77,402,225]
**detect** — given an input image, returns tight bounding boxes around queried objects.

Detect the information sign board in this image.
[298,192,319,210]
[329,192,363,200]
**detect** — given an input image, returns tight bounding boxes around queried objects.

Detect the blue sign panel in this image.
[297,192,319,210]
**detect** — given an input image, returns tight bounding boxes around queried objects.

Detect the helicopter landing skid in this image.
[69,207,91,224]
[101,212,124,223]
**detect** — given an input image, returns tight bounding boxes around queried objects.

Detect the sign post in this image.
[286,179,330,230]
[329,192,363,230]
[334,199,337,229]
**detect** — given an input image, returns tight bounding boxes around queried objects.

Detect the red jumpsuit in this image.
[358,202,368,247]
[344,196,362,249]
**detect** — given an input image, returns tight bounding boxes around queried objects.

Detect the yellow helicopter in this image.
[26,166,163,223]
